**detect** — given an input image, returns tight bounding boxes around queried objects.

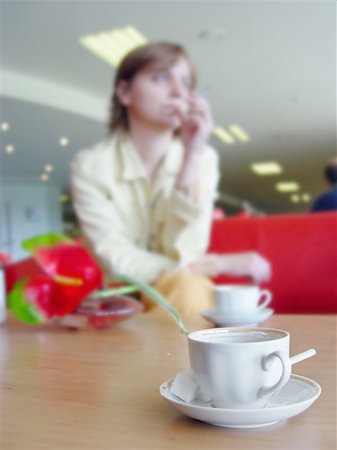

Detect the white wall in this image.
[0,181,63,261]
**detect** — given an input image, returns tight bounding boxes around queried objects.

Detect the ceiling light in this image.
[79,26,147,67]
[276,182,300,193]
[45,164,54,172]
[290,194,300,203]
[228,124,250,142]
[40,173,49,181]
[251,162,283,175]
[59,137,69,146]
[213,127,235,144]
[1,122,10,131]
[5,145,15,153]
[302,193,311,202]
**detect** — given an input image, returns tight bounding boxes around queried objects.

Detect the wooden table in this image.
[0,312,335,450]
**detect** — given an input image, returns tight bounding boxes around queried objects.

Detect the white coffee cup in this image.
[213,284,272,315]
[188,327,291,409]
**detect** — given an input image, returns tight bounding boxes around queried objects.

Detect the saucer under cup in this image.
[201,307,274,327]
[160,374,321,428]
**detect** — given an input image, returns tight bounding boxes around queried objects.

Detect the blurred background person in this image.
[311,158,337,212]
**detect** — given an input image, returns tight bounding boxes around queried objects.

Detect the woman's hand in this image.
[176,93,213,197]
[180,92,214,157]
[188,252,272,284]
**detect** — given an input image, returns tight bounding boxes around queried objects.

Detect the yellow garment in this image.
[70,132,219,284]
[140,271,214,318]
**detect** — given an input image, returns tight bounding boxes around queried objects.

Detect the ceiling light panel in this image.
[251,162,283,175]
[1,122,10,131]
[229,124,250,142]
[59,137,69,147]
[5,145,15,153]
[276,182,300,193]
[79,26,147,67]
[213,125,250,145]
[213,127,235,144]
[290,194,300,203]
[302,193,311,202]
[45,164,54,172]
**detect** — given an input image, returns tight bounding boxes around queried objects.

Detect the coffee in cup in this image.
[213,285,272,315]
[188,327,291,409]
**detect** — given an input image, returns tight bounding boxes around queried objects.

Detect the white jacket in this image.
[70,132,219,283]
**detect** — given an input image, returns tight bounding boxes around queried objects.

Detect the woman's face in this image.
[118,56,193,130]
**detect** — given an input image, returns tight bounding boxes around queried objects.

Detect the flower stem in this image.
[93,285,140,297]
[109,274,188,335]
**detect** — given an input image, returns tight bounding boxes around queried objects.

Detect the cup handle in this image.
[258,351,291,400]
[257,289,272,310]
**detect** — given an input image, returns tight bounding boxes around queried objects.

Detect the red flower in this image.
[36,242,103,314]
[8,234,103,323]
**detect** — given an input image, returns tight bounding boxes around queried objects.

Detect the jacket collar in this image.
[116,132,183,182]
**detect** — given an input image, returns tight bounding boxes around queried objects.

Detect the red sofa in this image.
[208,212,337,314]
[4,213,336,315]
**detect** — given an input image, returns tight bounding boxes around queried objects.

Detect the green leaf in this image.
[22,233,72,254]
[8,279,45,324]
[109,274,188,334]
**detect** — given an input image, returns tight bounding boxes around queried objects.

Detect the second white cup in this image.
[213,284,272,316]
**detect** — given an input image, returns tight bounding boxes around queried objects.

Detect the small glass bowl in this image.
[59,295,144,329]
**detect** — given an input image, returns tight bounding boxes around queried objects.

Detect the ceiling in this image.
[1,1,336,214]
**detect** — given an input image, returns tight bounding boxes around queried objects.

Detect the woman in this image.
[70,42,271,317]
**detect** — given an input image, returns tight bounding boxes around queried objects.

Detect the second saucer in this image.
[200,307,274,327]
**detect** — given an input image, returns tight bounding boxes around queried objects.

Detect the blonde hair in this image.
[108,42,196,133]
